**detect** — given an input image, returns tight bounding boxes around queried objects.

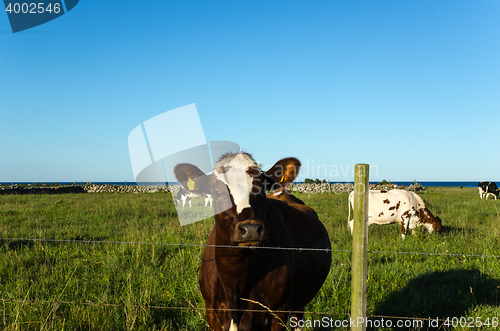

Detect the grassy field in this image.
[0,187,499,330]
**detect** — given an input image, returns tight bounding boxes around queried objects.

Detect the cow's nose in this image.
[237,222,263,242]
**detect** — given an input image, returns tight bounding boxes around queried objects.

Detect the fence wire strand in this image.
[1,298,452,324]
[1,236,496,327]
[1,237,499,258]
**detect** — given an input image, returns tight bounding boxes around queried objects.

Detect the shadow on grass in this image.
[441,226,476,236]
[370,269,500,330]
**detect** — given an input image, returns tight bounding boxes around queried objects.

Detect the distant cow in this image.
[478,181,499,200]
[174,152,331,331]
[348,189,442,239]
[174,187,213,207]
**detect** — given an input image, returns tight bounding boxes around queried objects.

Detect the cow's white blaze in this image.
[214,153,257,214]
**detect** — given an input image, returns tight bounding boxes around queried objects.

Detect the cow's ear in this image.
[265,157,301,190]
[173,163,210,194]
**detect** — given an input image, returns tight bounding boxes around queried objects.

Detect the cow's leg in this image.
[205,309,224,331]
[479,187,483,199]
[188,199,192,207]
[348,219,367,233]
[400,215,411,240]
[408,218,418,233]
[409,214,426,235]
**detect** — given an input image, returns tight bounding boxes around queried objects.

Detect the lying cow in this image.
[478,181,499,200]
[174,152,331,331]
[174,187,213,207]
[348,189,442,239]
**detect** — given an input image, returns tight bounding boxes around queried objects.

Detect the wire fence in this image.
[1,236,498,329]
[1,236,499,259]
[0,298,451,324]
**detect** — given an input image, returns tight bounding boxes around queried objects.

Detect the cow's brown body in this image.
[175,153,331,331]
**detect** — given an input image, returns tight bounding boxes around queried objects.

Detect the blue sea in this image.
[0,181,485,187]
[379,181,480,188]
[301,181,482,187]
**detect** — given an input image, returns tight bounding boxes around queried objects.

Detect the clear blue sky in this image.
[1,1,499,182]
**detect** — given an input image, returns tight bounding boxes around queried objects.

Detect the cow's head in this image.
[174,152,300,246]
[434,216,443,234]
[419,208,443,234]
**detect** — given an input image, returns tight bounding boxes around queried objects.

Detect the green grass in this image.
[0,188,499,330]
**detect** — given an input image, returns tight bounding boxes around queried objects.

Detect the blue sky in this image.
[1,1,499,182]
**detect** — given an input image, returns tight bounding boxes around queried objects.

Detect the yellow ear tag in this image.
[280,176,284,183]
[187,177,196,190]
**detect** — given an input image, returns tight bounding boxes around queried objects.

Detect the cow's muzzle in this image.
[233,220,266,246]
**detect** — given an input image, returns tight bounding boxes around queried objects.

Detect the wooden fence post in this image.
[351,164,369,331]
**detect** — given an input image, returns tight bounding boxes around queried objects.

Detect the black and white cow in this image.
[174,187,213,207]
[478,181,499,200]
[348,189,443,239]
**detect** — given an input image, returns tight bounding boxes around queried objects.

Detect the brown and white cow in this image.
[174,152,331,331]
[347,189,442,239]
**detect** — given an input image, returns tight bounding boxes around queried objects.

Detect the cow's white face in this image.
[214,153,257,214]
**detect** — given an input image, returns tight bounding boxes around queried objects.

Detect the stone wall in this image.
[0,185,86,195]
[290,183,396,194]
[0,183,403,195]
[84,184,178,194]
[0,184,180,195]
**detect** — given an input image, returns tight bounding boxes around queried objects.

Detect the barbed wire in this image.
[0,298,451,323]
[367,249,500,258]
[0,237,489,328]
[0,298,342,315]
[1,237,499,259]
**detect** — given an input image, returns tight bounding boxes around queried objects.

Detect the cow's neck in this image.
[213,220,255,329]
[213,219,254,294]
